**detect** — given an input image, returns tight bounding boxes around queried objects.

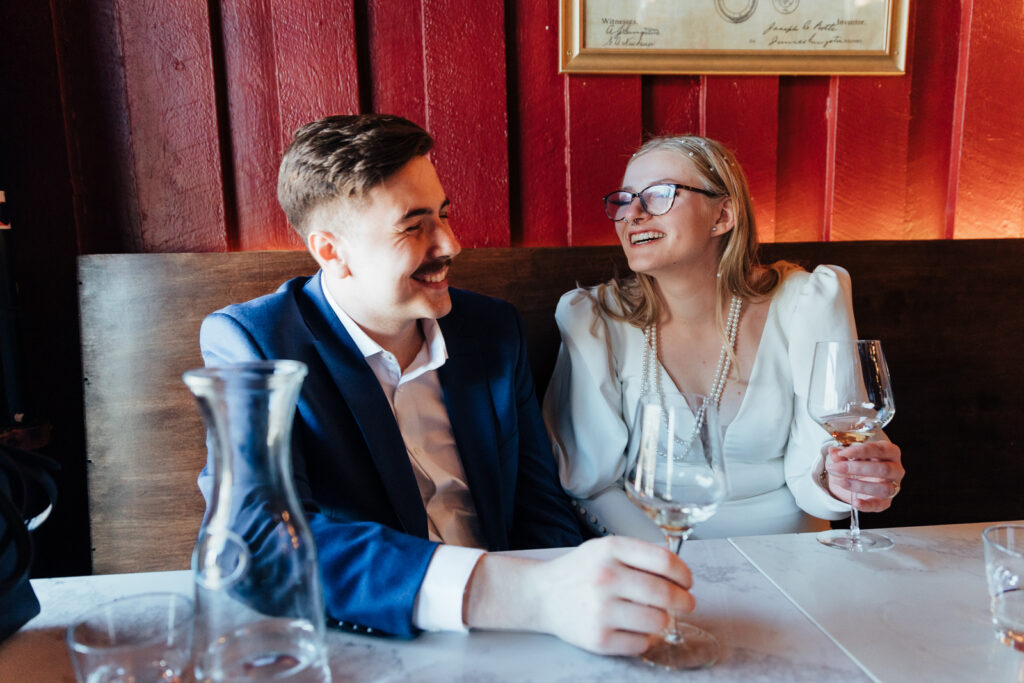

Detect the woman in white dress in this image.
[543,135,904,541]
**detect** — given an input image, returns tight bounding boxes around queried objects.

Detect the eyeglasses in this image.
[602,183,721,221]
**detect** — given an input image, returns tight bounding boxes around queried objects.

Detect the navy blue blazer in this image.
[198,272,582,637]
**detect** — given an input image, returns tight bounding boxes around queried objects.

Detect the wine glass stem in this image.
[849,495,862,539]
[664,532,688,642]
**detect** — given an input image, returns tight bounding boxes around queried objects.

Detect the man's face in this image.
[331,155,462,332]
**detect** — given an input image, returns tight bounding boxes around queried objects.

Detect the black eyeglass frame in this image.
[602,183,722,221]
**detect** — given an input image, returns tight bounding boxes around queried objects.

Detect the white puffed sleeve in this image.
[542,289,665,542]
[780,265,862,520]
[544,289,628,496]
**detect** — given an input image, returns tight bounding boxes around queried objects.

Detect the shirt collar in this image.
[320,275,448,372]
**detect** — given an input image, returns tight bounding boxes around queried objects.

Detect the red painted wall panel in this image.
[511,0,569,247]
[272,0,361,140]
[829,74,913,241]
[775,77,829,243]
[422,1,511,247]
[115,0,227,252]
[905,0,960,241]
[642,76,701,139]
[702,77,779,243]
[565,76,642,246]
[951,0,1024,239]
[51,0,1024,253]
[366,0,426,124]
[219,0,287,250]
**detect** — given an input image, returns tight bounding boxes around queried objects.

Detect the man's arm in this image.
[465,536,695,655]
[504,303,583,549]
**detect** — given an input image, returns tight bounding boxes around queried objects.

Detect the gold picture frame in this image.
[560,0,910,75]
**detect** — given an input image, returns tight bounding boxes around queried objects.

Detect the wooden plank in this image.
[114,0,228,252]
[80,252,320,573]
[950,0,1024,238]
[509,0,569,247]
[905,0,961,241]
[829,73,913,241]
[365,0,426,124]
[49,0,139,254]
[81,242,1024,572]
[775,77,829,243]
[565,76,642,245]
[271,0,361,144]
[642,76,701,138]
[423,1,511,247]
[219,0,291,251]
[702,77,780,243]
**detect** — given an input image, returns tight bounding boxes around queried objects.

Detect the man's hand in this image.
[825,441,904,512]
[464,536,694,655]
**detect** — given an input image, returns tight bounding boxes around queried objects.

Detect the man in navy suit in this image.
[198,113,694,654]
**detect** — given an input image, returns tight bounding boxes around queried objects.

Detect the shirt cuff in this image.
[412,545,485,632]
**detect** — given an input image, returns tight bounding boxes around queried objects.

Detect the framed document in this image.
[560,0,910,75]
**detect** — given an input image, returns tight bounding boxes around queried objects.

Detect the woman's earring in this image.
[711,226,718,232]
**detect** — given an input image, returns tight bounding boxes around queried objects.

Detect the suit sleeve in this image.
[198,311,437,638]
[505,305,584,549]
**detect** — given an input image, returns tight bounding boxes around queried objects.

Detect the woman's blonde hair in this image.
[597,135,799,337]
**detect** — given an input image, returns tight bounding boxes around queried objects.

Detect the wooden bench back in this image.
[79,241,1024,573]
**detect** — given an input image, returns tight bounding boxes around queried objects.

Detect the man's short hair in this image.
[277,114,434,238]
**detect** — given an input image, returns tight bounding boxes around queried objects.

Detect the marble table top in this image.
[732,520,1024,683]
[2,523,1020,682]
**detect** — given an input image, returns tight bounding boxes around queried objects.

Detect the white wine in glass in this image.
[625,392,728,670]
[808,340,895,551]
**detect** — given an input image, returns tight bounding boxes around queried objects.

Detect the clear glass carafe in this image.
[184,361,330,682]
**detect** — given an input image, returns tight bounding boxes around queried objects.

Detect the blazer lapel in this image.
[438,319,507,551]
[297,274,427,538]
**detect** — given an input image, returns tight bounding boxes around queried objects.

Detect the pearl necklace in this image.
[641,295,743,447]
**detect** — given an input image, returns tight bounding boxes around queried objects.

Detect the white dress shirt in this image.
[322,280,485,632]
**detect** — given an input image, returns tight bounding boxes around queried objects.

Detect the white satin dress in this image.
[543,266,858,541]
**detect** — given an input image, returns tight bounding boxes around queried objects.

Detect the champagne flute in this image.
[624,392,728,670]
[808,340,896,552]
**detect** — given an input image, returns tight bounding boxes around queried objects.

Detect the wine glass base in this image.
[640,623,720,670]
[817,529,894,552]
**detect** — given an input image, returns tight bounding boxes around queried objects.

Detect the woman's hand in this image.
[824,441,904,512]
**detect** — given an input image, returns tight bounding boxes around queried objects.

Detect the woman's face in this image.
[614,150,730,278]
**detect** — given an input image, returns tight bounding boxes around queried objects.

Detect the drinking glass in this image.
[807,340,895,552]
[624,392,728,670]
[982,524,1024,652]
[66,592,194,683]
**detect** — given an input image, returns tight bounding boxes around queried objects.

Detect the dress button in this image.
[589,514,598,523]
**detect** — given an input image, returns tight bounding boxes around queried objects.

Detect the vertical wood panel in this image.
[642,76,701,138]
[366,0,426,123]
[702,77,779,243]
[565,76,642,246]
[905,0,960,241]
[51,0,1024,253]
[115,0,227,252]
[776,77,829,243]
[423,2,510,247]
[219,0,290,250]
[830,75,913,241]
[51,0,139,253]
[951,0,1024,239]
[271,0,361,148]
[510,0,568,246]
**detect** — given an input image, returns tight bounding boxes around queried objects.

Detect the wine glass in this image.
[624,392,728,670]
[807,340,896,552]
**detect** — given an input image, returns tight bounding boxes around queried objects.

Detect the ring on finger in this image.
[889,480,901,497]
